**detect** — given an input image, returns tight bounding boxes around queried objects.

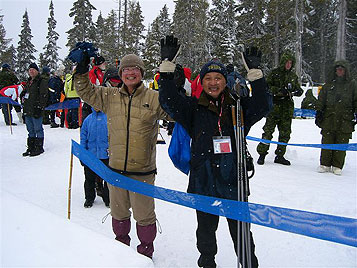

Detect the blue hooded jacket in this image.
[80,108,109,159]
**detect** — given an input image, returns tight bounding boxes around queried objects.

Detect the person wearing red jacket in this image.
[84,55,107,122]
[88,55,106,86]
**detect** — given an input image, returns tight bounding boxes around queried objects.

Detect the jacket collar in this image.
[198,88,235,114]
[119,81,144,97]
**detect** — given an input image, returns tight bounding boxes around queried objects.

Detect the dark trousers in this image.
[83,158,109,204]
[196,210,258,268]
[320,130,351,169]
[2,103,13,125]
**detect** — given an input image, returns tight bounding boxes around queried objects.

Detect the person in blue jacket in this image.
[80,107,110,208]
[159,36,272,268]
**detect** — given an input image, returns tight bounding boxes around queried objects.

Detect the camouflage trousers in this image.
[320,130,351,169]
[256,113,292,157]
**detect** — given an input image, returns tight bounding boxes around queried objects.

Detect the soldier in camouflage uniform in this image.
[256,51,303,165]
[315,60,357,175]
[301,88,317,110]
[0,63,19,125]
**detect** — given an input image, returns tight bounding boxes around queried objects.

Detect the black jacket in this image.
[159,76,271,200]
[23,74,49,117]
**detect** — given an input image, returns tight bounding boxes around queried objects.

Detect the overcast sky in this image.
[1,0,176,61]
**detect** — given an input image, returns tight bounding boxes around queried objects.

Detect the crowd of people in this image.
[0,34,356,267]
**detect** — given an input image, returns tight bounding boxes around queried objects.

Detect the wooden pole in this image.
[67,152,74,220]
[7,103,13,135]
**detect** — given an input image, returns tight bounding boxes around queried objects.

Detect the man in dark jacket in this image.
[315,60,357,175]
[256,51,303,165]
[0,63,19,125]
[159,36,271,268]
[48,66,64,128]
[301,88,317,110]
[22,63,49,157]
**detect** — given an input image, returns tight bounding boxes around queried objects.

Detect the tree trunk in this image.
[336,0,346,60]
[294,0,303,84]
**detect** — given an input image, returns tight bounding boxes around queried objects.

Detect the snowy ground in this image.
[1,106,356,268]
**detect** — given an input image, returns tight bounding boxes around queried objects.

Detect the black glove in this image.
[315,110,323,128]
[76,51,90,74]
[33,107,42,119]
[160,35,181,61]
[243,46,262,69]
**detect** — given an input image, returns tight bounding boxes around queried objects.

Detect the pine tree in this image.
[2,45,17,69]
[66,0,97,50]
[0,13,12,64]
[93,12,105,50]
[125,1,145,55]
[173,0,209,73]
[143,4,172,79]
[16,10,37,81]
[303,0,337,82]
[102,10,119,66]
[42,0,60,71]
[208,0,238,64]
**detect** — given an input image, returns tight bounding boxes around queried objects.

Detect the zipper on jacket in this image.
[123,94,133,172]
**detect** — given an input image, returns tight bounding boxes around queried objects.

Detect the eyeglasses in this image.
[122,66,141,74]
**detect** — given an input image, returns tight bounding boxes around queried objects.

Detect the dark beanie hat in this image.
[200,60,227,82]
[42,66,51,74]
[94,55,105,66]
[29,62,39,71]
[119,54,145,76]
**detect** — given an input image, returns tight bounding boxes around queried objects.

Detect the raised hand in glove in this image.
[33,107,43,119]
[160,35,181,61]
[243,46,262,70]
[159,35,181,74]
[76,51,90,74]
[241,46,263,81]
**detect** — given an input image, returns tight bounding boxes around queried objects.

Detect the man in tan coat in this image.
[74,54,169,258]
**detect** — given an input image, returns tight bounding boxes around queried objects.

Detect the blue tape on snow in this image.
[246,136,357,151]
[45,99,80,110]
[294,108,316,118]
[72,140,357,247]
[0,97,22,106]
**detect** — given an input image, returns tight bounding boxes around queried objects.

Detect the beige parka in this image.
[74,73,169,174]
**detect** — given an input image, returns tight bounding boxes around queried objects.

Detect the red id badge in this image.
[212,136,232,154]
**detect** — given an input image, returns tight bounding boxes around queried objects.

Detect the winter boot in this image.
[257,154,265,165]
[84,199,94,208]
[318,165,330,173]
[136,222,157,258]
[22,137,35,157]
[274,155,291,166]
[332,166,342,176]
[198,255,216,268]
[112,218,131,246]
[30,137,44,157]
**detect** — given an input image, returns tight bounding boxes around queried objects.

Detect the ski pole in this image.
[67,152,74,220]
[236,97,252,268]
[7,103,13,135]
[232,105,242,268]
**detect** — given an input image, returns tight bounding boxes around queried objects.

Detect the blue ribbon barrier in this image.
[0,97,22,106]
[294,108,316,118]
[72,140,357,247]
[246,136,357,151]
[45,99,80,110]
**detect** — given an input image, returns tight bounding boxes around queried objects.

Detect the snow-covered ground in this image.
[1,107,356,268]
